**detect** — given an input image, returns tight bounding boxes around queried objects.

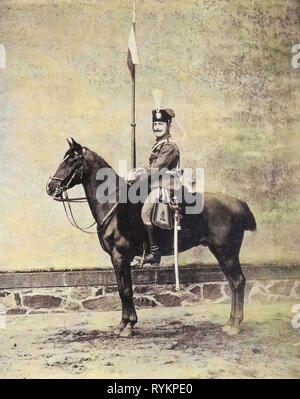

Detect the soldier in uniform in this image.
[128,107,180,266]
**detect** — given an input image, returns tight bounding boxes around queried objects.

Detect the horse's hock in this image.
[0,265,300,315]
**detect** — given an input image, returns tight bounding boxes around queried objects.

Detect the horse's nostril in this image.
[46,182,54,195]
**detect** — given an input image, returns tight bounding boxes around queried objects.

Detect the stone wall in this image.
[1,279,300,316]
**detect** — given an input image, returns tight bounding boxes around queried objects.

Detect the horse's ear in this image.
[66,138,72,148]
[71,137,82,154]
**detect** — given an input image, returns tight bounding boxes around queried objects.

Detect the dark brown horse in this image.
[46,138,256,337]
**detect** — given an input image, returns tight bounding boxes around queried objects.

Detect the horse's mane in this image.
[84,147,116,172]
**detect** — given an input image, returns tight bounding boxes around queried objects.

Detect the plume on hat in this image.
[152,89,164,112]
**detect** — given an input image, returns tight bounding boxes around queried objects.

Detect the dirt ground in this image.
[0,302,299,379]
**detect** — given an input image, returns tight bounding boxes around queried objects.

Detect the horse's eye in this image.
[66,159,73,165]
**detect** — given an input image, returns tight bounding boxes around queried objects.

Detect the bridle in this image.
[49,153,118,234]
[50,156,84,194]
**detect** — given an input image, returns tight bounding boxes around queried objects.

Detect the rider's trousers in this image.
[141,188,160,225]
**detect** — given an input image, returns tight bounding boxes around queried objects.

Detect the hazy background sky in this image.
[0,0,299,270]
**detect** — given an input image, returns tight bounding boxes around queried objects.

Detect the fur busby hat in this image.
[152,108,175,124]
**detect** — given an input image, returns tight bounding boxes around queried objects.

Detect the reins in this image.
[61,192,98,234]
[56,191,118,234]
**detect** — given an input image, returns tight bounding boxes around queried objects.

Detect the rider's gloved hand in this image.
[127,168,145,185]
[127,170,137,185]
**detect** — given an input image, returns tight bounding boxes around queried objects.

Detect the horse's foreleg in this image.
[111,249,137,337]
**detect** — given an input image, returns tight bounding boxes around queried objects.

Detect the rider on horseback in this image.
[128,107,180,266]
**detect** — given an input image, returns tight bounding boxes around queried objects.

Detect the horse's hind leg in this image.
[224,256,245,331]
[209,241,245,335]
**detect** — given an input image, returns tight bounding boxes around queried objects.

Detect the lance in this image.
[127,0,140,169]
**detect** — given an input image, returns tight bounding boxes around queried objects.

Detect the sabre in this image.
[173,195,181,291]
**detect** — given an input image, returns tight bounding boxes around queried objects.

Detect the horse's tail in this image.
[240,200,257,231]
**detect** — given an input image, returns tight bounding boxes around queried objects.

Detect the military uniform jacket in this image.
[146,138,181,190]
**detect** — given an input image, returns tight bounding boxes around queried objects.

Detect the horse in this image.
[46,138,256,337]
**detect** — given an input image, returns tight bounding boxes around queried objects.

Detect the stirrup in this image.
[133,251,161,268]
[131,257,143,269]
[132,242,147,269]
[143,252,161,265]
[132,255,145,269]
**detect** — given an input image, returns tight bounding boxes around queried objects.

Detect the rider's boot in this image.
[143,224,161,266]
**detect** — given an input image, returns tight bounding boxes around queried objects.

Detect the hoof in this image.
[114,322,127,336]
[222,324,233,333]
[225,326,240,336]
[118,324,134,338]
